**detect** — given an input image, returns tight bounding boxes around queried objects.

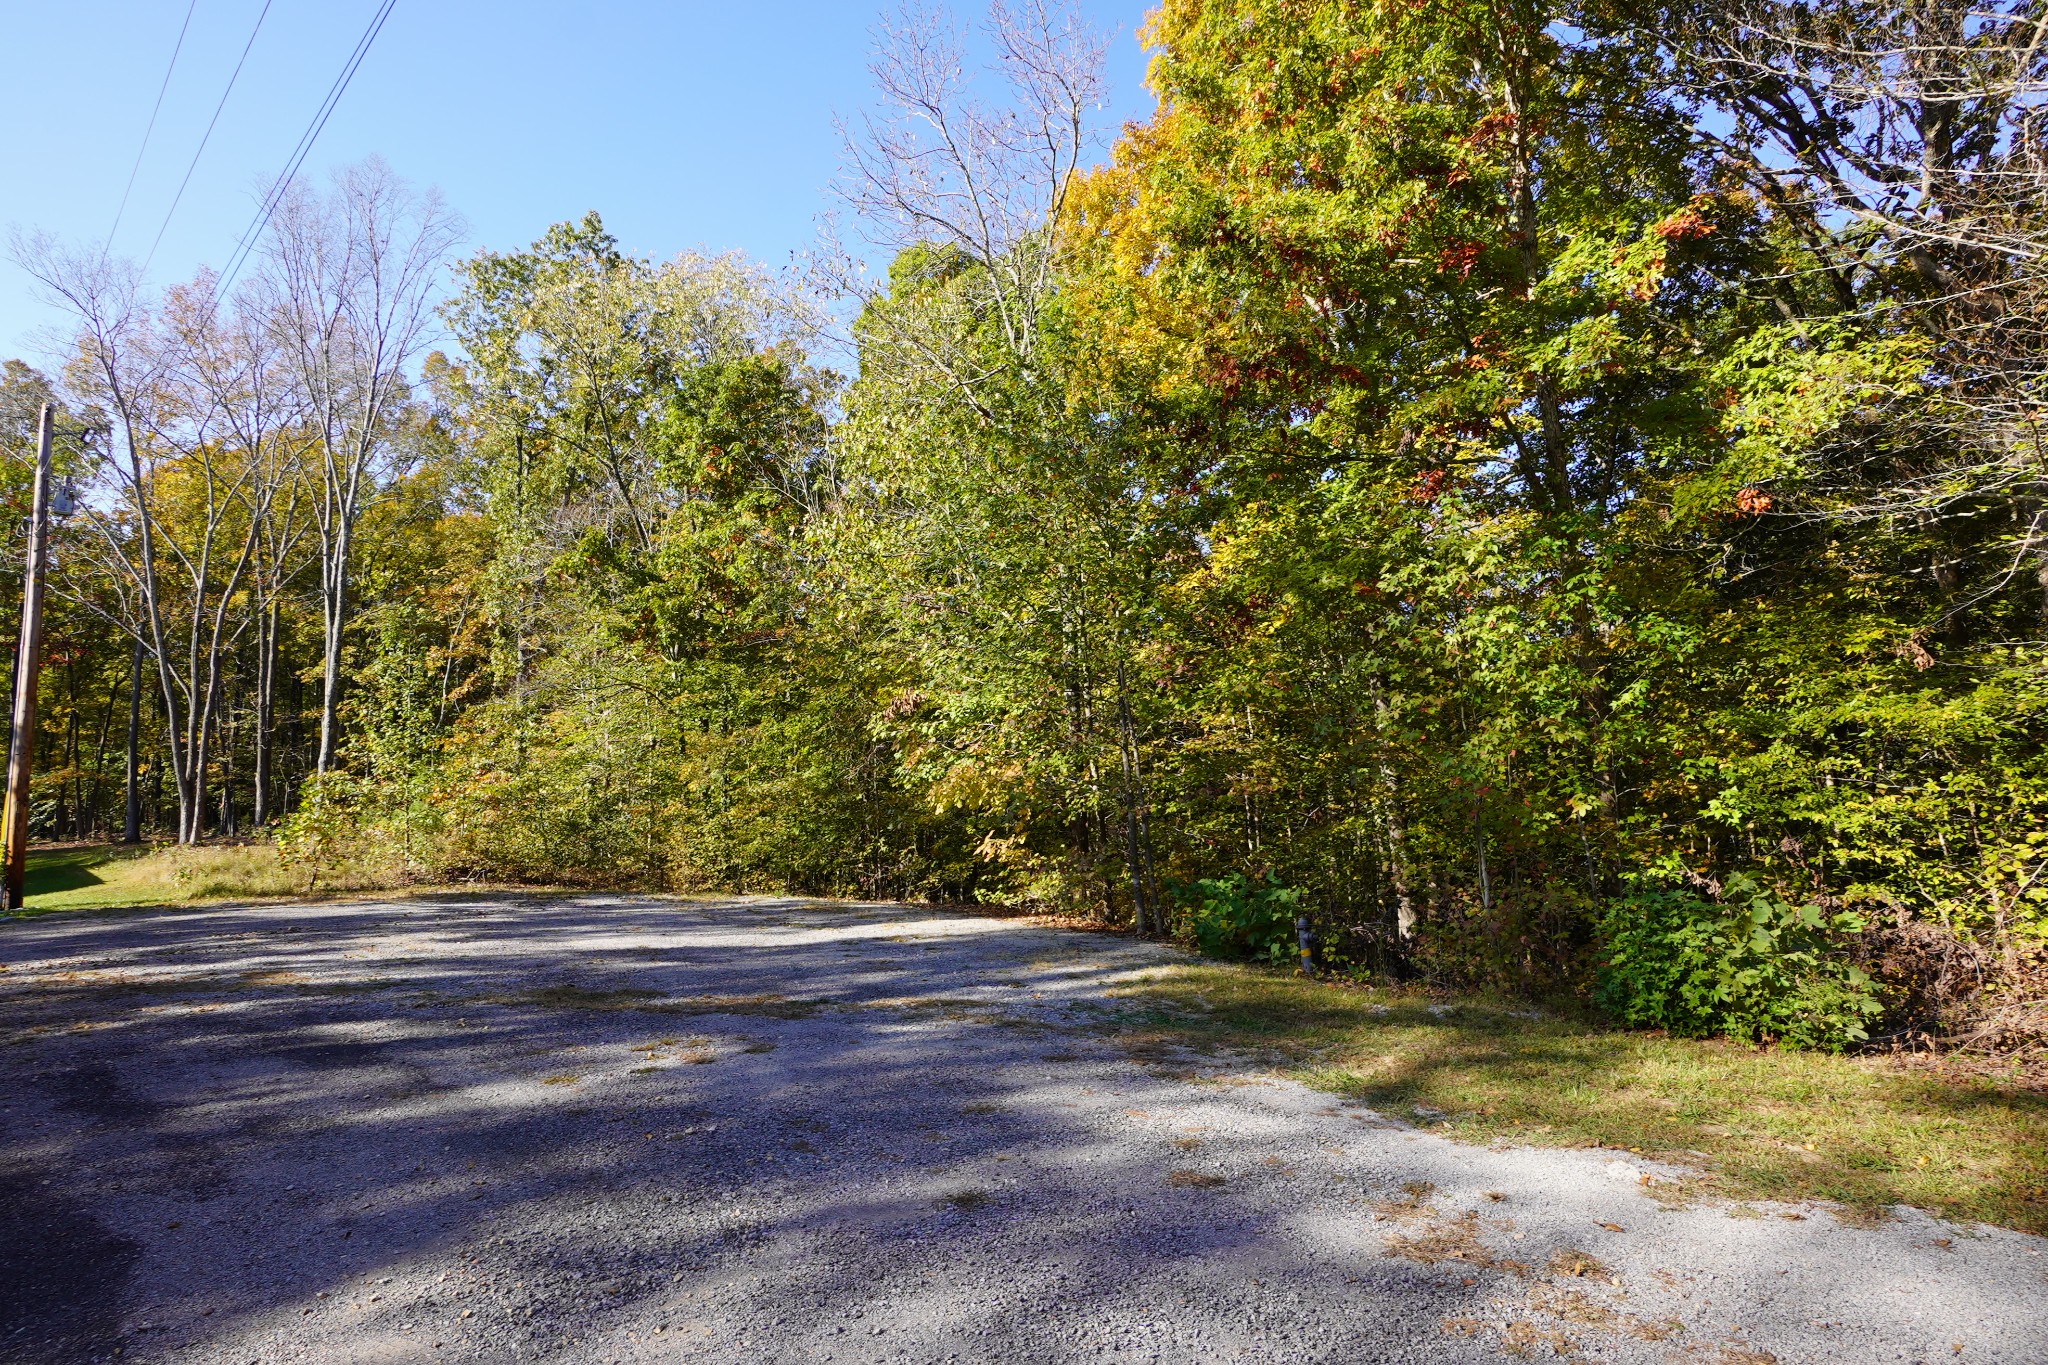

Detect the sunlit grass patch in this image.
[1110,962,2048,1234]
[6,842,410,917]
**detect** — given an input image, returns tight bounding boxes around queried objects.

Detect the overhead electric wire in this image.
[213,0,399,300]
[142,0,275,274]
[105,0,201,258]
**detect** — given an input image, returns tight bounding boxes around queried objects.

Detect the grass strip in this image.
[1111,962,2048,1235]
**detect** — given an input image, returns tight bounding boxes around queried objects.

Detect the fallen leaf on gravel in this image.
[1501,1320,1577,1357]
[1596,1222,1624,1232]
[1372,1180,1437,1217]
[1383,1211,1527,1276]
[1548,1248,1611,1281]
[1716,1346,1780,1364]
[1166,1169,1225,1188]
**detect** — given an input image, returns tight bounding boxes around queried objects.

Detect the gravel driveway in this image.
[1,893,2042,1365]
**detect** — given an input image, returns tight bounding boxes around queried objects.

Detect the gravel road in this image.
[1,892,2042,1365]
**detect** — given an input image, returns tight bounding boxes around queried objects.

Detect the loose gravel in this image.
[1,892,2042,1365]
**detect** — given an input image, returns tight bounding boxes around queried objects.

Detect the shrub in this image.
[1171,872,1302,963]
[1596,874,1883,1051]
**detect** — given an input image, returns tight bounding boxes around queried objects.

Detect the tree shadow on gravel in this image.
[0,894,2016,1365]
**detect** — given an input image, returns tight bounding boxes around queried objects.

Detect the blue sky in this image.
[0,0,1158,362]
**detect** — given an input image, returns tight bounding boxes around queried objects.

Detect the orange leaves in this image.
[1651,206,1714,242]
[1438,241,1483,280]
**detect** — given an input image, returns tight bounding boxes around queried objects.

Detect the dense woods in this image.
[6,0,2045,1056]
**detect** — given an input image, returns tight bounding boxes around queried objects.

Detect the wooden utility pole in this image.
[2,403,55,909]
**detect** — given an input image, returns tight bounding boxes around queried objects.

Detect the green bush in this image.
[1595,874,1883,1051]
[1171,872,1302,963]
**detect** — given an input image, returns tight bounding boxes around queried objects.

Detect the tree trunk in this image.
[316,523,352,775]
[123,642,142,843]
[253,600,276,825]
[1113,659,1157,936]
[86,669,119,840]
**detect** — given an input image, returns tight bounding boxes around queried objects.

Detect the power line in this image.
[213,0,399,300]
[142,0,275,274]
[105,0,201,257]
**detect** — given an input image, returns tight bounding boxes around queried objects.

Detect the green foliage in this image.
[29,2,2047,1067]
[276,773,368,892]
[1596,876,1883,1051]
[1170,872,1302,963]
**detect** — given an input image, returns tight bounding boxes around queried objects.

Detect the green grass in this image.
[1112,962,2048,1235]
[6,842,406,917]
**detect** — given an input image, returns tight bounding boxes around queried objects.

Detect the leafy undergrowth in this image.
[6,843,411,917]
[1111,962,2048,1235]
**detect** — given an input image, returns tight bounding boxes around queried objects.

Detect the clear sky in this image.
[0,0,1158,363]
